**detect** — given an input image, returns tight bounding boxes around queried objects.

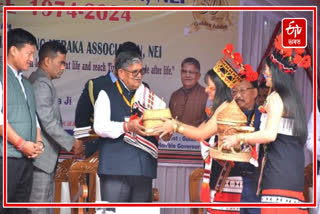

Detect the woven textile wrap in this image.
[138,84,171,135]
[123,83,166,159]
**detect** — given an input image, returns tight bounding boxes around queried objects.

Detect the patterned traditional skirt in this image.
[261,189,308,214]
[206,176,242,214]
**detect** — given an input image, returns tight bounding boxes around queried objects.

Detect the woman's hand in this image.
[221,135,239,150]
[152,117,175,138]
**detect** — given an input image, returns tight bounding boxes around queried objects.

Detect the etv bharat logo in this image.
[185,0,236,34]
[282,18,307,48]
[286,21,302,38]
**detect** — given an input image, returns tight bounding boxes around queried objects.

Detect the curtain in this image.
[239,1,314,165]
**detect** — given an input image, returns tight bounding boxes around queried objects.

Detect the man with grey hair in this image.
[93,51,158,202]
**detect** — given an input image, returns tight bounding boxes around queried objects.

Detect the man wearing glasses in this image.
[169,57,208,126]
[93,51,157,202]
[231,79,262,214]
[75,41,144,158]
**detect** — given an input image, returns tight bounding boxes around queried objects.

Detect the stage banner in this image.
[1,0,239,165]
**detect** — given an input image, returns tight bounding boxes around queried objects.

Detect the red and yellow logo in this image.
[282,18,307,48]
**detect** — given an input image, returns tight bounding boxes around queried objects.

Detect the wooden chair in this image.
[152,187,159,202]
[189,168,205,214]
[54,158,77,214]
[72,184,89,214]
[69,151,99,214]
[69,151,160,214]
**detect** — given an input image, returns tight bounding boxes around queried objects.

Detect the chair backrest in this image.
[55,159,77,182]
[54,159,78,214]
[189,168,205,214]
[69,151,99,214]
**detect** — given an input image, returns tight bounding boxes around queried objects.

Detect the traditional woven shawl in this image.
[123,83,166,159]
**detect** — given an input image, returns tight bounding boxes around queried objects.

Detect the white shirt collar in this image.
[119,78,131,93]
[7,64,23,80]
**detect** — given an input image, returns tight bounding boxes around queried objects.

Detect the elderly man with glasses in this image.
[93,51,159,202]
[231,79,262,214]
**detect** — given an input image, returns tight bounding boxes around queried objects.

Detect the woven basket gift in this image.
[210,100,255,162]
[142,108,172,135]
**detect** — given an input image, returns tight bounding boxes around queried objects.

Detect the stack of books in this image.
[73,126,98,139]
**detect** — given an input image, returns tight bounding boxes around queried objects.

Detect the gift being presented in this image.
[130,84,171,135]
[143,108,172,135]
[210,100,255,162]
[123,84,168,159]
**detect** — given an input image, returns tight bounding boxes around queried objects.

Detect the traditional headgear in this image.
[269,33,311,74]
[200,45,259,204]
[213,44,258,88]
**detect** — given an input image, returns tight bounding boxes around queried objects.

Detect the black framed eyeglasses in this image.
[124,69,143,77]
[231,87,255,96]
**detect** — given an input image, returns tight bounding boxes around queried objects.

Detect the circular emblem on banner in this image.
[185,0,236,34]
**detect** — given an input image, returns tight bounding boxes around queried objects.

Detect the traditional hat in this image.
[213,44,258,88]
[200,46,259,202]
[269,33,311,74]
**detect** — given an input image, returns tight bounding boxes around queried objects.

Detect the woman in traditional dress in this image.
[222,34,311,214]
[155,44,258,214]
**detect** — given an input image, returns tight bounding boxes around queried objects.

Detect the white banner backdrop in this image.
[1,0,239,164]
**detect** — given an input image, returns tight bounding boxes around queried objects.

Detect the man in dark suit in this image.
[28,41,82,214]
[93,51,157,202]
[74,41,144,157]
